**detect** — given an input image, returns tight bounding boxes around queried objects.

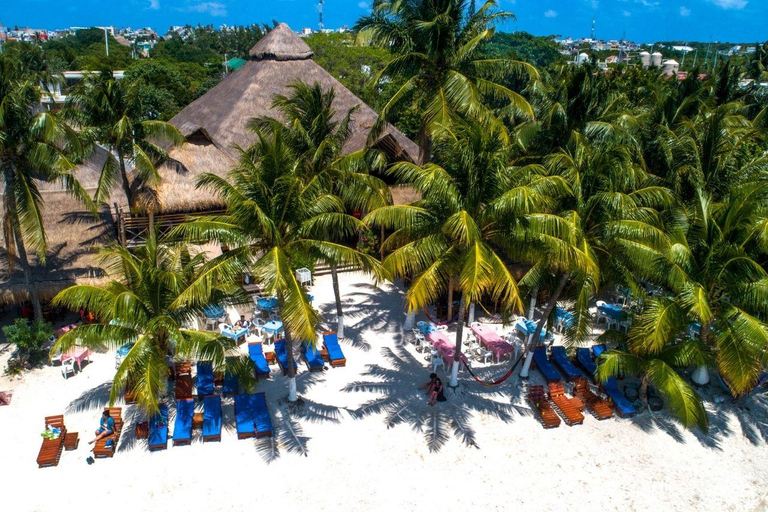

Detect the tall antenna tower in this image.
[318,0,324,32]
[590,18,596,40]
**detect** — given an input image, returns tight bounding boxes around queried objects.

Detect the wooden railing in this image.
[113,205,226,247]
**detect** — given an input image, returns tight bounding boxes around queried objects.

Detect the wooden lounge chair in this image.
[36,415,67,468]
[528,386,560,429]
[93,407,123,458]
[175,362,193,400]
[547,382,585,426]
[573,378,613,420]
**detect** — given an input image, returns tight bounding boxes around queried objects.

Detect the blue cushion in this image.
[533,348,561,382]
[252,392,273,435]
[247,343,270,375]
[274,340,298,371]
[196,362,215,397]
[592,344,607,358]
[302,342,324,370]
[203,396,222,438]
[603,377,637,415]
[322,332,345,362]
[149,404,168,450]
[223,358,238,394]
[551,346,581,379]
[174,400,194,441]
[234,394,255,436]
[576,348,597,379]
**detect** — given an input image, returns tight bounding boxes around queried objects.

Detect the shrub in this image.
[2,318,54,370]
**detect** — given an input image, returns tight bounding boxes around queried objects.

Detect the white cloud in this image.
[148,0,159,9]
[589,0,599,7]
[634,0,659,6]
[679,6,691,16]
[186,2,227,16]
[358,1,370,8]
[623,10,632,16]
[708,0,747,8]
[544,9,558,18]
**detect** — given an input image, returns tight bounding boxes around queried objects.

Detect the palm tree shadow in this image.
[341,345,528,452]
[65,381,113,414]
[319,281,407,352]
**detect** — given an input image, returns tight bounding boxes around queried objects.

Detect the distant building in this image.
[41,70,125,109]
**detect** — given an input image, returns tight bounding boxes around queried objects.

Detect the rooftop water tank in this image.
[639,51,651,68]
[661,59,680,76]
[577,52,590,65]
[651,52,663,67]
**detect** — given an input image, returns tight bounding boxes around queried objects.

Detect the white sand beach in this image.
[1,272,767,512]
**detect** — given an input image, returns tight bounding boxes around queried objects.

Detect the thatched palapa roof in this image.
[158,23,420,214]
[0,146,123,307]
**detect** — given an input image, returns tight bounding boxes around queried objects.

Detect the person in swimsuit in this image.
[429,377,444,406]
[89,410,115,445]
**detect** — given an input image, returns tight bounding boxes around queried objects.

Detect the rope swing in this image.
[461,353,525,387]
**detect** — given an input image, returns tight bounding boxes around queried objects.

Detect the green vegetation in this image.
[3,319,54,373]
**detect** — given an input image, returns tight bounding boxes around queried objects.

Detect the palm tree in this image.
[249,81,391,338]
[366,119,566,386]
[0,48,93,320]
[355,0,536,162]
[173,123,384,402]
[51,231,246,414]
[64,70,185,208]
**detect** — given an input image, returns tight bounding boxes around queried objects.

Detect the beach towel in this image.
[0,391,12,406]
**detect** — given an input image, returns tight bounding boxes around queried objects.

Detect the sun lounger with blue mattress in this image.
[173,399,194,446]
[576,348,597,380]
[602,377,637,418]
[234,394,256,440]
[302,341,324,371]
[532,348,561,382]
[274,339,298,375]
[252,392,273,438]
[247,343,270,377]
[149,404,169,451]
[592,344,607,358]
[196,361,215,398]
[223,358,238,395]
[551,346,582,381]
[322,331,346,367]
[202,396,222,442]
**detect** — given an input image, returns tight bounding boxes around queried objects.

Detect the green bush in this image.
[2,319,54,370]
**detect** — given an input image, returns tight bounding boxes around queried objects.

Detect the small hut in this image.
[152,23,420,215]
[0,147,123,308]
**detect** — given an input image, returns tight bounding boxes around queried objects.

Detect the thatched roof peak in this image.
[249,23,314,61]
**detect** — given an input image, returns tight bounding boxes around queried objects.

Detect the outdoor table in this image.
[262,320,284,336]
[256,297,278,312]
[514,318,547,341]
[426,331,468,366]
[62,346,91,370]
[203,305,225,319]
[555,307,574,329]
[598,304,626,321]
[471,324,515,362]
[54,324,78,338]
[221,326,249,342]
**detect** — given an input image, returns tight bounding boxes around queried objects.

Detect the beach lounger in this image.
[36,415,67,468]
[173,399,195,446]
[576,348,597,381]
[528,386,560,429]
[196,361,215,398]
[175,362,193,400]
[203,396,222,442]
[223,358,238,395]
[302,341,324,371]
[592,344,607,358]
[551,346,582,381]
[274,339,298,376]
[532,348,561,382]
[149,404,169,451]
[234,394,256,439]
[547,382,585,426]
[322,331,346,367]
[602,377,637,418]
[573,378,613,420]
[252,392,273,438]
[248,342,271,378]
[93,407,123,458]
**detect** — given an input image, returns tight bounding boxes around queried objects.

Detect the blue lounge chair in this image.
[202,396,222,442]
[234,394,256,440]
[322,331,346,367]
[551,346,582,381]
[576,348,597,381]
[252,392,273,438]
[196,361,215,398]
[247,343,271,377]
[301,341,324,371]
[274,339,298,375]
[603,377,637,418]
[173,399,195,446]
[592,344,607,358]
[532,348,561,382]
[223,358,238,395]
[149,404,169,451]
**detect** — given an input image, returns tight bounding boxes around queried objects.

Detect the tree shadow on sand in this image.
[341,345,532,453]
[318,281,407,353]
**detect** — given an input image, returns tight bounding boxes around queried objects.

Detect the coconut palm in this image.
[0,48,93,320]
[249,81,391,338]
[64,70,185,208]
[173,123,385,402]
[366,119,568,386]
[51,231,247,415]
[355,0,537,162]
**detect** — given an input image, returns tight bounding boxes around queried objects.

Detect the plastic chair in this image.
[419,338,432,353]
[432,356,445,373]
[475,347,493,364]
[218,323,231,332]
[61,358,76,379]
[269,312,279,322]
[250,318,266,336]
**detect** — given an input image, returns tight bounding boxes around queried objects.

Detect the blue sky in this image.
[1,0,765,43]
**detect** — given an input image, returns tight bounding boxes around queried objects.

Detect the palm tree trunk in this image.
[117,149,132,208]
[528,286,538,320]
[447,277,454,320]
[692,322,711,385]
[418,123,432,164]
[449,299,467,387]
[467,302,476,325]
[520,274,569,379]
[284,328,298,402]
[330,264,344,339]
[3,167,43,320]
[639,375,649,408]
